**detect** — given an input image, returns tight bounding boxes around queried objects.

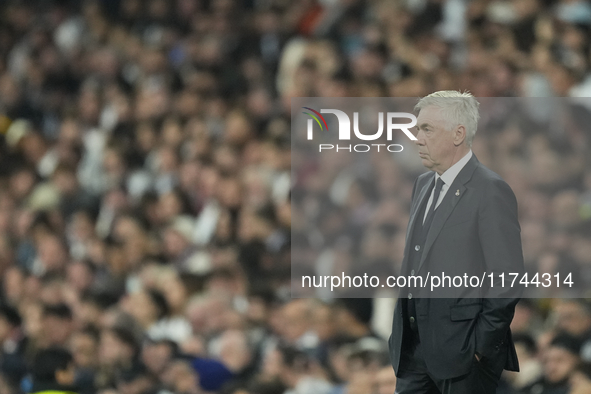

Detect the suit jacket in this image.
[388,154,524,380]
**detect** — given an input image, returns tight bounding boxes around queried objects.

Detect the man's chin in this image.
[420,158,433,169]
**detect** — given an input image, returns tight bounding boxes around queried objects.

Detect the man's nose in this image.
[414,132,424,146]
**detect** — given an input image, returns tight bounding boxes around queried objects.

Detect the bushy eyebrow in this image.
[418,122,432,129]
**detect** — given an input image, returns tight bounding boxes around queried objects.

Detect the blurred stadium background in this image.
[0,0,591,394]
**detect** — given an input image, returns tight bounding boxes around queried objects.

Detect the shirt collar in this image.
[435,150,473,186]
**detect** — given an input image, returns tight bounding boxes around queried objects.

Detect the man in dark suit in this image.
[389,91,524,394]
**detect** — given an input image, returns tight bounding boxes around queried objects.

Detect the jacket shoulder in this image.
[471,162,517,201]
[472,163,510,187]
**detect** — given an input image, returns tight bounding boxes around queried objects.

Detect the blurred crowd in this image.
[0,0,590,394]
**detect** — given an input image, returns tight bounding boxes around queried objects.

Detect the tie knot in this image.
[434,178,444,194]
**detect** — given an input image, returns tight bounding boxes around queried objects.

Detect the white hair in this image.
[414,91,480,147]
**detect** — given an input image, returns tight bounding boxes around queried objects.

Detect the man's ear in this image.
[453,125,466,146]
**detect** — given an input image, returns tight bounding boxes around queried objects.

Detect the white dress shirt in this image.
[423,150,473,224]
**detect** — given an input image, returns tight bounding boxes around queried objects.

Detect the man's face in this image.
[544,346,579,383]
[161,361,200,394]
[71,332,98,368]
[43,316,72,346]
[555,301,591,336]
[414,106,458,174]
[0,317,10,343]
[142,342,173,375]
[100,331,129,365]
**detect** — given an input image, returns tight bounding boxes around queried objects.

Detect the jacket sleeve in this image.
[475,178,524,360]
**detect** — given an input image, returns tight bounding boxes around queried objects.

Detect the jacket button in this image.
[409,317,415,323]
[415,245,420,251]
[411,270,415,275]
[408,293,413,299]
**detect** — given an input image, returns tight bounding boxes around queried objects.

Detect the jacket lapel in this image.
[401,176,435,274]
[406,177,435,240]
[416,155,479,274]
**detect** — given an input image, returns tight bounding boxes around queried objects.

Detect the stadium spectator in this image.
[0,304,28,388]
[530,333,583,394]
[30,347,77,394]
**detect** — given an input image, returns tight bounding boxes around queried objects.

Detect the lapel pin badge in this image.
[455,189,460,196]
